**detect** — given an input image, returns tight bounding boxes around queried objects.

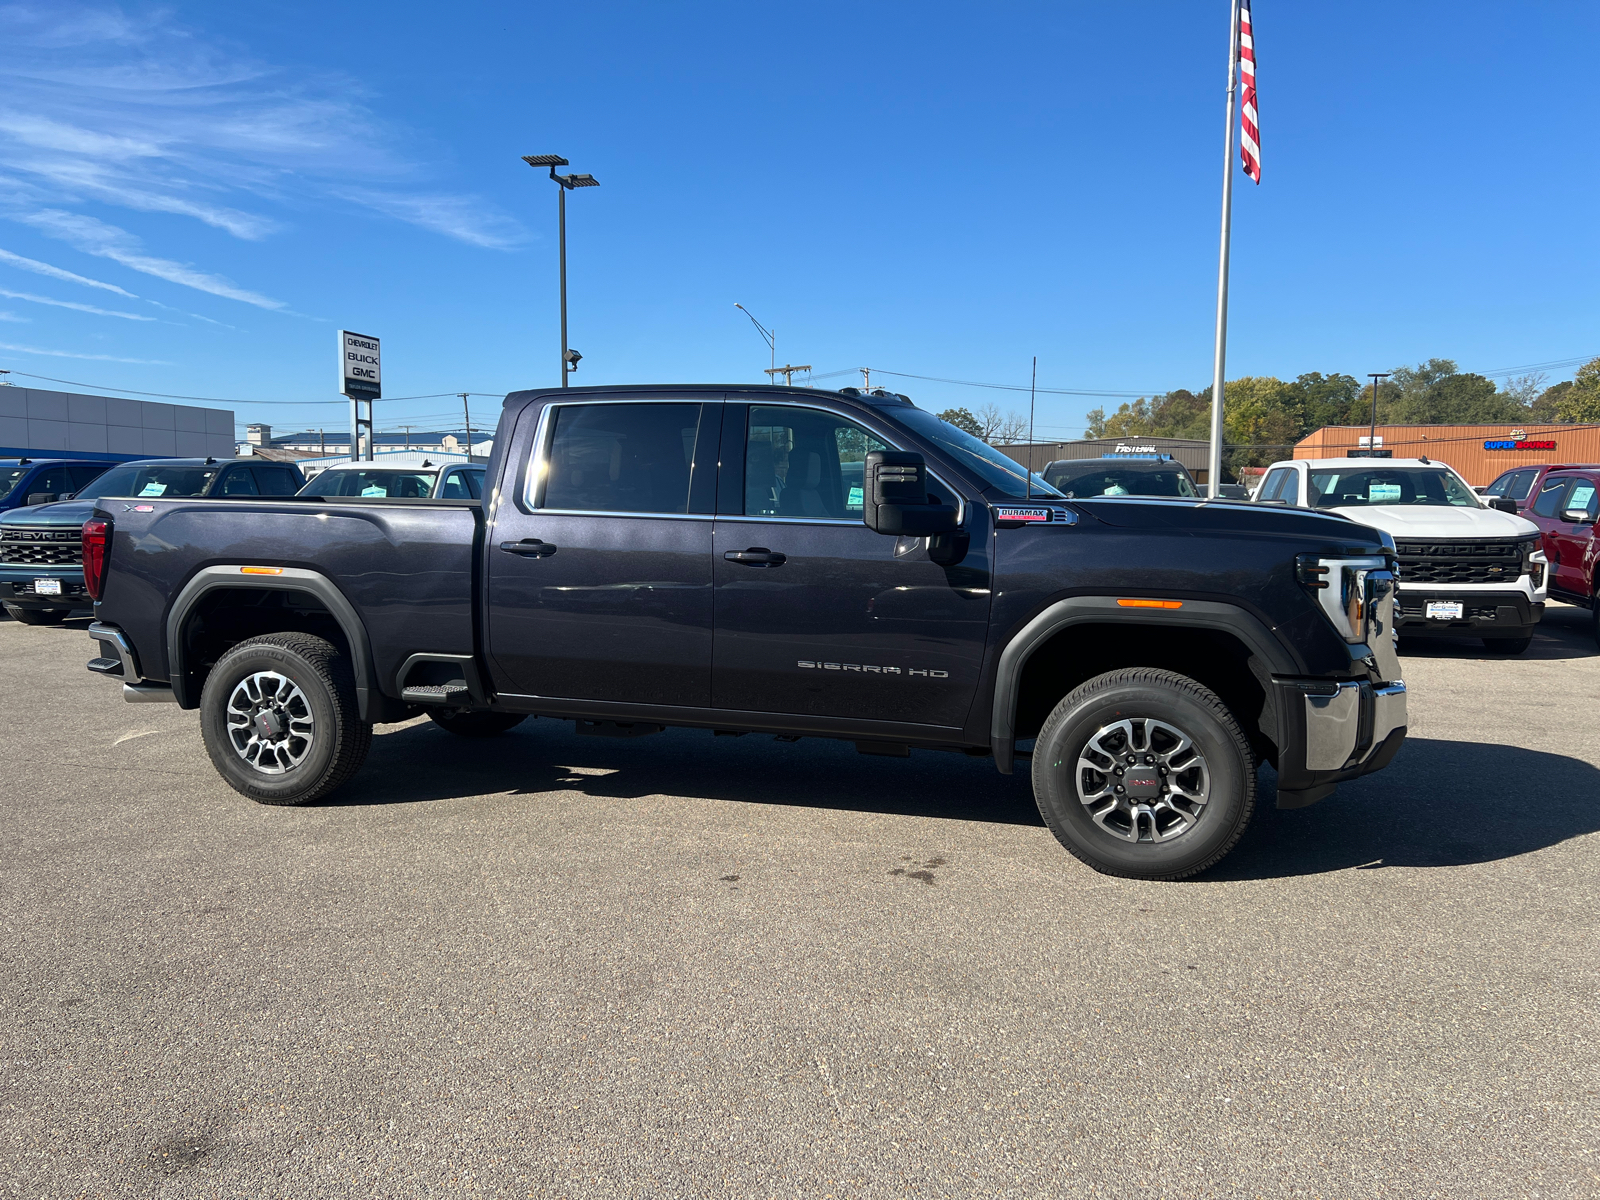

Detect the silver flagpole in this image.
[1207,0,1242,498]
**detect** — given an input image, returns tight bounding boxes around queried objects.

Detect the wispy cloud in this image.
[334,190,530,251]
[21,210,286,310]
[0,340,169,363]
[0,311,27,322]
[0,245,139,296]
[0,286,153,320]
[0,2,529,264]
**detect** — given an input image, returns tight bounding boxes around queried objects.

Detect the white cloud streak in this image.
[0,340,169,363]
[0,311,27,322]
[0,245,139,296]
[21,209,286,310]
[0,3,529,256]
[0,286,153,320]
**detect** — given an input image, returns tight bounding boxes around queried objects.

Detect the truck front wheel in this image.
[200,633,372,806]
[1031,669,1256,881]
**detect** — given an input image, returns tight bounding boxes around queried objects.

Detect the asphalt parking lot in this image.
[1,607,1596,1199]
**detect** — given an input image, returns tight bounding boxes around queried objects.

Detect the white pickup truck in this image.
[1255,456,1548,654]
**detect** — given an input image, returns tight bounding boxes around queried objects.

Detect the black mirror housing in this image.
[1489,496,1518,514]
[863,450,958,536]
[25,492,56,506]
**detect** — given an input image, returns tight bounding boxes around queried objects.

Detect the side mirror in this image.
[862,450,958,536]
[1489,496,1518,514]
[25,492,56,506]
[1561,506,1597,524]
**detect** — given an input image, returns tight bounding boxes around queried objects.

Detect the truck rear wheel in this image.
[427,710,527,737]
[1031,669,1256,881]
[200,632,372,806]
[4,604,69,625]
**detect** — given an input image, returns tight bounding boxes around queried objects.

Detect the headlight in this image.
[1299,554,1391,644]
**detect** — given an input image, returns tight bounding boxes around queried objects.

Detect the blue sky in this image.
[0,1,1595,442]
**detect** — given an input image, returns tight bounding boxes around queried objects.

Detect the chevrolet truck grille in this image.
[0,529,82,567]
[1394,539,1520,585]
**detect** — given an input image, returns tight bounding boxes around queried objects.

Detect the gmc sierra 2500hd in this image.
[82,385,1407,880]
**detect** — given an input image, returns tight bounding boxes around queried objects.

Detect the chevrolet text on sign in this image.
[339,330,381,399]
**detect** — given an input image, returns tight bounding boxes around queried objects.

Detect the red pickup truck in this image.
[1517,466,1600,646]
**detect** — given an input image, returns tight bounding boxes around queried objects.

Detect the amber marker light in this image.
[1117,598,1183,609]
[240,567,284,575]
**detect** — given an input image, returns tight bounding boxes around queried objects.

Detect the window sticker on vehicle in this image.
[1369,483,1402,503]
[847,486,864,508]
[139,482,167,497]
[361,485,387,497]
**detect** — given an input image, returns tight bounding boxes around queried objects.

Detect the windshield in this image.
[1308,467,1480,509]
[892,408,1062,498]
[1045,463,1197,499]
[0,467,26,501]
[300,469,437,498]
[80,463,219,499]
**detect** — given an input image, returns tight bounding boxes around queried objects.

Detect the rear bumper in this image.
[86,621,174,703]
[1273,677,1407,808]
[1394,589,1543,635]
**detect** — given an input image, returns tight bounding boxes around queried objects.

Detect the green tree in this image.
[1554,357,1600,423]
[935,407,983,437]
[1531,380,1573,422]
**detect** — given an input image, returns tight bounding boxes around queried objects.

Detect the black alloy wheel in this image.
[1032,669,1256,881]
[200,632,371,805]
[3,604,69,625]
[427,709,528,737]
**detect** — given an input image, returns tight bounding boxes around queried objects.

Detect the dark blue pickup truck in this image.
[83,385,1407,880]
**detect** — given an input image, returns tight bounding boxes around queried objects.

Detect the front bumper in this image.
[1,566,89,610]
[1272,677,1407,808]
[1393,589,1543,635]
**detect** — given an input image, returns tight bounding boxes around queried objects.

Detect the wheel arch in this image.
[989,597,1299,773]
[165,566,380,719]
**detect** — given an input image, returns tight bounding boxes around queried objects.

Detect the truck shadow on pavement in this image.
[328,724,1598,878]
[1399,601,1596,662]
[1212,736,1600,880]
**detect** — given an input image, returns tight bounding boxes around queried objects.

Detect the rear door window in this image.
[1257,468,1293,502]
[540,402,705,514]
[69,463,112,491]
[1530,477,1573,519]
[219,468,260,496]
[1506,469,1539,501]
[253,467,300,496]
[439,469,472,499]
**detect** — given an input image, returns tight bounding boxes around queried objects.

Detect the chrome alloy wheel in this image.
[226,671,315,775]
[1075,717,1210,843]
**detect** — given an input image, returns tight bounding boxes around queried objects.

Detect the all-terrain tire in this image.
[427,710,527,737]
[1031,668,1256,881]
[1481,633,1533,654]
[200,632,372,806]
[4,604,69,625]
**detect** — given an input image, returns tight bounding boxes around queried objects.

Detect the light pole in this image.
[1366,373,1390,456]
[523,155,600,387]
[734,303,775,380]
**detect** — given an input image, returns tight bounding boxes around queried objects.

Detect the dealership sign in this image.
[1485,438,1556,451]
[338,330,381,399]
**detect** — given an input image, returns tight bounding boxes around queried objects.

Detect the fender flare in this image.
[989,596,1300,773]
[164,565,378,719]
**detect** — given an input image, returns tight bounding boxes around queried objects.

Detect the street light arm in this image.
[733,303,774,351]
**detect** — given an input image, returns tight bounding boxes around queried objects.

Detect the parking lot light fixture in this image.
[734,303,776,380]
[524,155,601,387]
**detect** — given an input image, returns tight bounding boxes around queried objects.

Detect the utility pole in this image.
[764,364,812,386]
[1366,373,1391,456]
[319,429,325,455]
[401,425,412,449]
[860,368,872,392]
[459,393,474,457]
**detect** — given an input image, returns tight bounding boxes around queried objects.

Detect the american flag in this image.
[1239,0,1261,183]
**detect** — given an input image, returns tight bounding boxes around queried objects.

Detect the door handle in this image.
[724,547,786,567]
[500,538,557,558]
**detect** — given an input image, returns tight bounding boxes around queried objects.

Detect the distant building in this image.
[239,424,491,458]
[2,387,234,460]
[1293,424,1600,487]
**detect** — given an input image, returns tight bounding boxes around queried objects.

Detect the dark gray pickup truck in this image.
[83,384,1407,880]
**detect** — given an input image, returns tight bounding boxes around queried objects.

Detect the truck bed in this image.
[96,496,482,700]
